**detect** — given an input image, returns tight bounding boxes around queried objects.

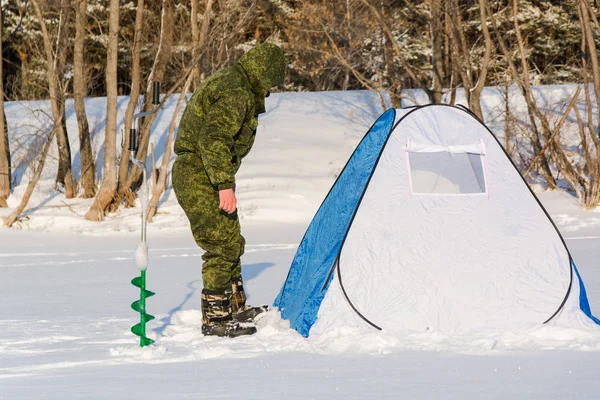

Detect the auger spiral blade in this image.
[130,270,154,347]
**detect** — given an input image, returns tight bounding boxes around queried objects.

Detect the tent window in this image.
[407,151,487,195]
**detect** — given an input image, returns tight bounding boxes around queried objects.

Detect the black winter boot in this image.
[231,277,269,323]
[201,289,256,338]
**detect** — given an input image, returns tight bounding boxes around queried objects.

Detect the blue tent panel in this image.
[573,260,600,324]
[273,109,397,337]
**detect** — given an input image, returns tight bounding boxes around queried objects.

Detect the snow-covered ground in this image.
[0,89,599,399]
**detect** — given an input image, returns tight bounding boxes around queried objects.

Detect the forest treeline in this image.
[0,0,599,225]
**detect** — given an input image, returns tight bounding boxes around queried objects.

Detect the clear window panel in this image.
[408,152,486,194]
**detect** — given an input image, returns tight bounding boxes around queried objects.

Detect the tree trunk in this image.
[360,0,433,101]
[446,0,490,119]
[469,0,493,121]
[116,0,145,201]
[578,0,600,209]
[448,0,473,105]
[0,8,10,208]
[576,5,598,172]
[85,0,120,221]
[504,74,512,156]
[31,0,75,198]
[191,0,200,90]
[430,0,444,103]
[444,6,457,106]
[114,0,174,208]
[382,2,401,108]
[509,0,558,189]
[74,0,96,198]
[197,0,214,84]
[487,0,557,188]
[55,0,74,197]
[506,0,588,197]
[579,0,600,123]
[17,49,29,98]
[449,56,458,105]
[147,72,195,222]
[578,4,600,155]
[4,129,56,227]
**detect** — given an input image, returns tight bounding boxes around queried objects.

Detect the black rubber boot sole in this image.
[201,322,257,338]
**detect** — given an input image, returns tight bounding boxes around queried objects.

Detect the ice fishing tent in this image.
[274,105,600,338]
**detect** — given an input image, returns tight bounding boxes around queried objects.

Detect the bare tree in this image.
[191,0,200,90]
[503,74,513,157]
[85,0,120,221]
[430,0,444,104]
[471,0,493,120]
[285,1,393,107]
[0,7,11,208]
[446,0,493,119]
[113,0,174,209]
[508,0,577,192]
[487,0,556,188]
[147,71,194,221]
[381,2,401,108]
[315,17,388,109]
[574,0,600,208]
[117,0,145,194]
[197,0,214,83]
[74,0,96,198]
[213,0,259,69]
[490,0,599,208]
[360,0,438,103]
[447,0,472,106]
[4,126,55,227]
[579,0,600,121]
[31,0,75,198]
[146,0,214,219]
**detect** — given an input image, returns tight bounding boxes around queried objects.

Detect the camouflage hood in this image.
[238,43,286,98]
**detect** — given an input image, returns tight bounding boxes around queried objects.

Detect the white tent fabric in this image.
[405,139,484,154]
[311,106,580,335]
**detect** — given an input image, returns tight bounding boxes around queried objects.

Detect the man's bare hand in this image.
[219,188,237,214]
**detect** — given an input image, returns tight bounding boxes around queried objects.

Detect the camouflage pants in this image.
[172,153,245,291]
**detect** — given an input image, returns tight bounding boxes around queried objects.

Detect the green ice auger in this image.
[129,135,155,347]
[131,269,155,346]
[129,82,161,347]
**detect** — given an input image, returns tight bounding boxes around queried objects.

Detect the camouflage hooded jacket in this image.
[174,43,286,190]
